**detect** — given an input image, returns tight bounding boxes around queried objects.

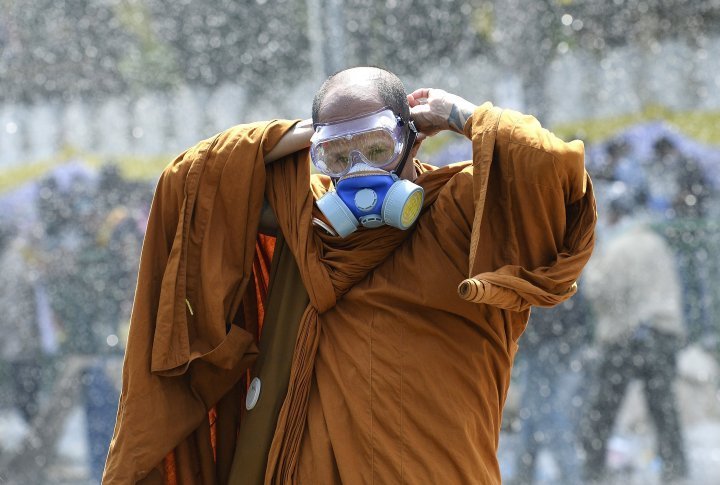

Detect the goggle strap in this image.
[391,121,418,178]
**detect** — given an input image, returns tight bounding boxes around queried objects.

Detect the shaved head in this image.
[312,67,410,125]
[311,66,417,181]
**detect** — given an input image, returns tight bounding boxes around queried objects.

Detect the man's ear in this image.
[409,133,427,161]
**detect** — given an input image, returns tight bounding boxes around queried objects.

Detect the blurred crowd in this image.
[0,164,152,482]
[506,133,720,484]
[0,130,718,484]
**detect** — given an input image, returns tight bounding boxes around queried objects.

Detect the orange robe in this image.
[262,103,596,484]
[103,121,296,484]
[103,103,595,484]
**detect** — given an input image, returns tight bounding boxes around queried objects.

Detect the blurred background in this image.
[0,0,719,483]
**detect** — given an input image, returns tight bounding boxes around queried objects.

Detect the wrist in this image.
[447,100,476,135]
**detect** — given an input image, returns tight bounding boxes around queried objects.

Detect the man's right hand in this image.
[407,88,477,137]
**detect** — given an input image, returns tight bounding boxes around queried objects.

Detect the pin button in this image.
[246,377,261,410]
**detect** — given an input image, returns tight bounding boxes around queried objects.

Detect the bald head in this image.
[312,67,410,125]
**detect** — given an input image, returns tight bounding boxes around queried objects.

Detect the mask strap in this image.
[391,120,418,177]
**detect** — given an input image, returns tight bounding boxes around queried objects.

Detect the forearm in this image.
[264,118,314,164]
[407,88,476,138]
[447,99,477,135]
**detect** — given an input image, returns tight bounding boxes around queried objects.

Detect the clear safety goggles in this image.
[310,107,407,177]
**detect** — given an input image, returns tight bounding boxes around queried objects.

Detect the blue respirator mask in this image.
[310,107,423,238]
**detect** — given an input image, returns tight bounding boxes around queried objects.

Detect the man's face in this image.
[316,128,397,176]
[318,89,412,179]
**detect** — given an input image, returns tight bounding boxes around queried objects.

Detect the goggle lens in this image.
[314,129,398,176]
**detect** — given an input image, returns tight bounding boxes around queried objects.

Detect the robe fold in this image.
[103,102,596,485]
[103,120,299,484]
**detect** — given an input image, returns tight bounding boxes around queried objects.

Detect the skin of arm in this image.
[260,89,474,232]
[267,88,475,165]
[407,88,477,138]
[264,118,314,164]
[266,89,475,166]
[260,119,314,234]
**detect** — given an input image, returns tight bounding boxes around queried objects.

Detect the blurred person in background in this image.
[0,216,56,426]
[596,138,647,192]
[582,184,688,483]
[21,167,142,481]
[668,145,713,222]
[507,287,592,485]
[656,137,718,349]
[645,136,705,219]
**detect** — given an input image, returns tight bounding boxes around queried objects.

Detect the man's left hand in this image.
[407,88,477,137]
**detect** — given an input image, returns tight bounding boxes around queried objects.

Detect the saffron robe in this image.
[103,103,596,484]
[262,104,596,484]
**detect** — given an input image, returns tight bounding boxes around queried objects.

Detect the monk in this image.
[103,67,596,485]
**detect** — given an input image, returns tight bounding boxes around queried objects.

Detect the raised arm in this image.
[407,88,477,138]
[259,118,314,235]
[264,118,314,164]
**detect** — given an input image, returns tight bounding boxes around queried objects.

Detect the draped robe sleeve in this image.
[458,103,597,339]
[103,120,300,484]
